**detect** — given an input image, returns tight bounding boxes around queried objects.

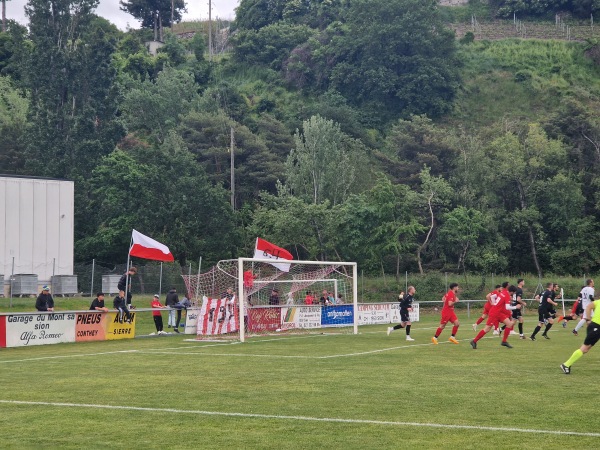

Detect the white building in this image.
[0,175,74,295]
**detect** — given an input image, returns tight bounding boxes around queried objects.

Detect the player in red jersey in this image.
[472,285,501,335]
[470,282,521,349]
[556,287,584,330]
[432,283,460,345]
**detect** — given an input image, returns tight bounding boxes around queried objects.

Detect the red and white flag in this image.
[129,229,174,262]
[253,237,293,272]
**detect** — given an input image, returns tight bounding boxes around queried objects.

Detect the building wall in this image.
[0,176,74,294]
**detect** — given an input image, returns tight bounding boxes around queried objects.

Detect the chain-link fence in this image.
[75,260,201,297]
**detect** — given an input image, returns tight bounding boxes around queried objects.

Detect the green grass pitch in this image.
[0,310,597,449]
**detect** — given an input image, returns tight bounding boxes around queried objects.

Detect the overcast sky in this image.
[5,0,239,30]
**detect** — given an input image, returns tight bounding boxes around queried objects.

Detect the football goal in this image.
[182,257,358,342]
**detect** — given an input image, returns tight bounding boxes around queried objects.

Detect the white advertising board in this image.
[5,312,76,347]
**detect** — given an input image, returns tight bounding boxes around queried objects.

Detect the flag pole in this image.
[125,233,133,300]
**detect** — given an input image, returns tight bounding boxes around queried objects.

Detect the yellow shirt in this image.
[591,299,600,325]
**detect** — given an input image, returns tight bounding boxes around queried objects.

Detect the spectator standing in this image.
[268,289,280,305]
[151,294,167,335]
[304,291,314,305]
[165,287,180,332]
[35,285,54,312]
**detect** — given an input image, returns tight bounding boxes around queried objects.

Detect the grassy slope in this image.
[447,39,600,129]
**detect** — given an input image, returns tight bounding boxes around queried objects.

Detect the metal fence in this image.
[75,260,199,297]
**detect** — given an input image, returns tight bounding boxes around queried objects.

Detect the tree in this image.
[179,111,286,207]
[77,135,235,265]
[285,115,369,206]
[120,65,200,143]
[415,167,453,274]
[0,75,28,173]
[484,123,568,277]
[286,0,460,121]
[437,207,486,273]
[120,0,185,41]
[22,0,125,179]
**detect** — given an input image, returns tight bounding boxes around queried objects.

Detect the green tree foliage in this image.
[77,136,235,265]
[285,0,460,121]
[121,65,199,143]
[119,0,185,40]
[179,111,286,207]
[233,0,286,31]
[0,75,28,173]
[285,115,369,206]
[22,1,124,178]
[381,115,458,186]
[249,188,340,260]
[340,177,424,276]
[232,22,315,70]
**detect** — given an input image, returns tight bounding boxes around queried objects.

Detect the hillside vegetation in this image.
[1,0,600,279]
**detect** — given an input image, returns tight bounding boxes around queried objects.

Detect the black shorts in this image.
[576,303,584,316]
[583,322,600,347]
[512,308,522,319]
[400,310,410,323]
[538,307,551,322]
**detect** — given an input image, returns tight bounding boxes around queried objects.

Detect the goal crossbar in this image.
[237,258,358,342]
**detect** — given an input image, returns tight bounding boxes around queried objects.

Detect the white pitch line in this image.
[1,400,598,438]
[0,350,138,364]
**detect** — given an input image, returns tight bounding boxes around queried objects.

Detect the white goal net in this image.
[182,258,358,341]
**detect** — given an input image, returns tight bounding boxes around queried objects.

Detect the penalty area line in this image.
[0,400,598,438]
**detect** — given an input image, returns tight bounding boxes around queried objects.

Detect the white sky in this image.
[5,0,239,30]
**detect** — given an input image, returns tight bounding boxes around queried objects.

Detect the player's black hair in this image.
[449,282,459,290]
[517,278,524,284]
[502,281,509,288]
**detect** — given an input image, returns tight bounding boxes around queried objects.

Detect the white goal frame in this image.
[237,257,358,342]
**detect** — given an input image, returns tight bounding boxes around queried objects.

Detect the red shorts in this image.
[441,309,458,324]
[487,311,511,327]
[483,302,492,315]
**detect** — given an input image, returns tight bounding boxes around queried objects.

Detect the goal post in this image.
[182,257,358,342]
[238,257,358,342]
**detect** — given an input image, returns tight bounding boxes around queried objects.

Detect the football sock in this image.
[393,324,404,330]
[531,326,541,337]
[435,328,443,338]
[501,325,506,331]
[473,330,486,343]
[564,349,584,367]
[574,319,586,332]
[405,325,411,336]
[543,323,553,335]
[557,316,564,322]
[502,327,512,342]
[451,325,459,336]
[518,323,523,334]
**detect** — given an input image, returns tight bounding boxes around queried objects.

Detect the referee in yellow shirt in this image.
[561,298,600,374]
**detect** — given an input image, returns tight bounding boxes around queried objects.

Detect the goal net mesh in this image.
[182,259,356,339]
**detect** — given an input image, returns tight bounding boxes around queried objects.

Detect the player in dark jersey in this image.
[387,286,416,341]
[512,279,526,339]
[530,283,558,340]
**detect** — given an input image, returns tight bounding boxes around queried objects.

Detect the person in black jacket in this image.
[165,287,180,332]
[387,286,416,341]
[35,285,54,312]
[90,292,109,312]
[118,266,137,309]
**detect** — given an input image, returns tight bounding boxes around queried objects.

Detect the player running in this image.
[387,286,416,341]
[470,282,520,349]
[572,279,594,336]
[556,287,584,330]
[472,285,501,335]
[560,297,600,374]
[432,283,460,345]
[530,283,558,340]
[512,278,527,339]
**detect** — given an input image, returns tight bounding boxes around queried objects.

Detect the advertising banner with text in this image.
[321,305,354,327]
[75,312,107,342]
[3,312,76,347]
[105,312,137,340]
[281,306,322,330]
[357,303,391,325]
[390,302,420,322]
[197,297,240,336]
[248,307,281,333]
